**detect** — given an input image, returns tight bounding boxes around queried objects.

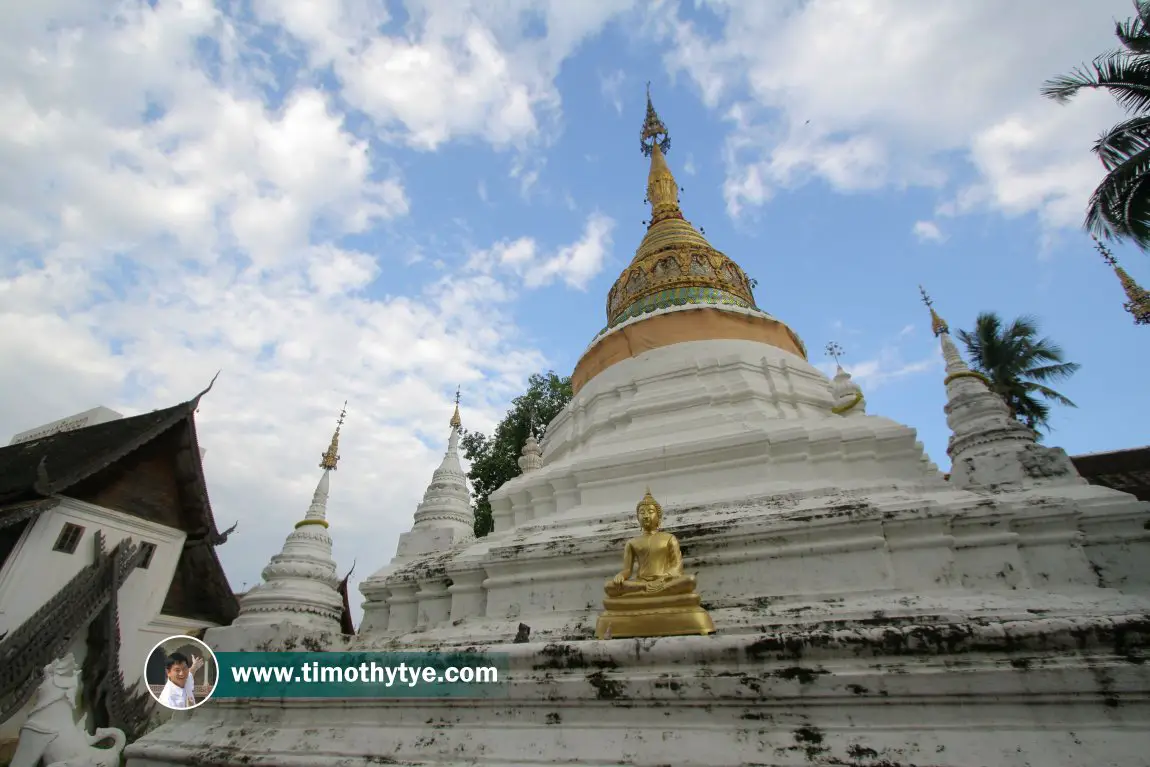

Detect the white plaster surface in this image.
[0,498,215,742]
[359,423,473,633]
[127,326,1150,766]
[231,470,343,633]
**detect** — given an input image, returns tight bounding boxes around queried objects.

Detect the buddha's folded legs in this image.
[604,574,697,599]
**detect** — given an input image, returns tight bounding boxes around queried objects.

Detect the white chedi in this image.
[359,397,475,633]
[830,364,866,416]
[231,414,346,633]
[518,432,543,472]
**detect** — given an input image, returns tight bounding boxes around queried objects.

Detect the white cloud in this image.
[467,213,616,290]
[525,213,615,289]
[653,0,1131,232]
[256,0,636,150]
[600,69,626,114]
[913,220,945,243]
[0,0,626,617]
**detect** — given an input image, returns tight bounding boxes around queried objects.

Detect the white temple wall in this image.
[0,498,185,637]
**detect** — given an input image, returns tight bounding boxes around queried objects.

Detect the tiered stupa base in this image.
[127,605,1149,767]
[126,474,1150,767]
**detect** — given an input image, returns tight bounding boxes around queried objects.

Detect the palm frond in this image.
[1084,144,1150,248]
[1024,361,1082,383]
[1022,383,1078,408]
[1117,1,1150,53]
[1093,116,1150,170]
[1041,51,1150,113]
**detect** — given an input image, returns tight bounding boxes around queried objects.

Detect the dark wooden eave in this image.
[337,562,357,636]
[1071,446,1150,503]
[0,380,239,624]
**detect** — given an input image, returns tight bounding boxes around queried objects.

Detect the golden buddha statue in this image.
[595,489,715,639]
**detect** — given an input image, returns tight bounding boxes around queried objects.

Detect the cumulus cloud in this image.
[0,0,627,615]
[913,221,945,244]
[652,0,1129,233]
[467,213,616,290]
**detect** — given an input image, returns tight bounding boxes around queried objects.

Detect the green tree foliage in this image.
[460,371,574,537]
[1042,1,1150,250]
[956,312,1081,434]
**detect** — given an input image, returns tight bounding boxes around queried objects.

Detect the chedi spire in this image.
[1094,237,1150,326]
[234,406,347,633]
[603,86,759,329]
[919,288,1082,490]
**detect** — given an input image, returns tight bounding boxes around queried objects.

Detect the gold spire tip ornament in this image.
[319,402,346,471]
[1093,236,1150,325]
[450,387,462,429]
[919,285,949,337]
[640,81,671,157]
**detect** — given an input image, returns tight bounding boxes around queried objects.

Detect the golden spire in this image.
[1094,237,1150,325]
[602,86,759,328]
[641,83,681,229]
[449,387,462,429]
[919,285,950,337]
[319,402,346,471]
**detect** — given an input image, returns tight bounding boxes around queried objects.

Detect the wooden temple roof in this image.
[1070,446,1150,503]
[0,383,239,625]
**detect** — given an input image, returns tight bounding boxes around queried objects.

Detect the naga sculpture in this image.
[9,654,126,767]
[596,489,715,639]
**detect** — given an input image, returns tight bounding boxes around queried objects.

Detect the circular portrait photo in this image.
[144,635,219,710]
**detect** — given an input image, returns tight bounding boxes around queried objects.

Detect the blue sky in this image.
[1,0,1146,603]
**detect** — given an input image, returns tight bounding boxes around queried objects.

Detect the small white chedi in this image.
[204,408,348,651]
[359,391,475,633]
[126,92,1150,767]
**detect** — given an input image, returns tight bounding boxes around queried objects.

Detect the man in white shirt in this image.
[157,652,203,709]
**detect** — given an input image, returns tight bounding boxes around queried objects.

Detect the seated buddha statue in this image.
[595,489,715,640]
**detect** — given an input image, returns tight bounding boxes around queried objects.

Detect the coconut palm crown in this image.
[1043,1,1150,250]
[956,313,1081,434]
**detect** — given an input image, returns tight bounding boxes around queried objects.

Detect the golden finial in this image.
[919,285,949,337]
[640,82,671,157]
[639,85,683,231]
[1094,237,1150,325]
[319,402,346,470]
[450,387,462,429]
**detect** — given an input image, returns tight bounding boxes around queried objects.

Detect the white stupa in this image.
[223,407,347,636]
[359,393,474,632]
[128,92,1150,767]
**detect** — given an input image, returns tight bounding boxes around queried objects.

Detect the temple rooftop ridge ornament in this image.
[1094,236,1150,326]
[595,488,715,639]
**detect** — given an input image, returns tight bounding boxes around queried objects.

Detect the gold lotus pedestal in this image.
[595,489,715,640]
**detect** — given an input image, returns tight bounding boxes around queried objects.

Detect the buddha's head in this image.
[636,489,663,532]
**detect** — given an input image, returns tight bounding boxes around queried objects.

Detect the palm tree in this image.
[956,313,1081,433]
[1042,1,1150,251]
